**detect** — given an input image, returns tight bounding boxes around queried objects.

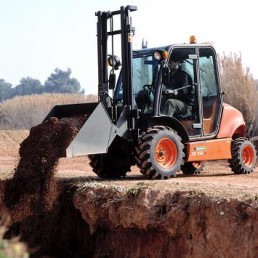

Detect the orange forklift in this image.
[45,6,257,179]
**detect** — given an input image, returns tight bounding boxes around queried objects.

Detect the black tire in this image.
[134,126,185,179]
[181,161,205,175]
[229,137,257,174]
[88,138,132,178]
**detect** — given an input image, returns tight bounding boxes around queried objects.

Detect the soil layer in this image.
[2,180,258,257]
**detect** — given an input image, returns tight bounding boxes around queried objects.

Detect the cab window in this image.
[199,47,221,135]
[115,54,159,114]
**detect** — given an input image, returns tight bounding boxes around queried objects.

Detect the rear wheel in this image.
[181,161,205,175]
[135,126,185,179]
[229,138,257,174]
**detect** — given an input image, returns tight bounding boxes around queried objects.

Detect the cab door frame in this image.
[196,45,223,139]
[155,44,223,142]
[157,45,203,139]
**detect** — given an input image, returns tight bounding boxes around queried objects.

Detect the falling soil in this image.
[3,115,86,222]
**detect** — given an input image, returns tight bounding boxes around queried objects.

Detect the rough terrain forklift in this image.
[44,5,257,179]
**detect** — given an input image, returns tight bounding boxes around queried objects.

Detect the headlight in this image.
[153,51,162,61]
[107,55,121,69]
[153,50,169,61]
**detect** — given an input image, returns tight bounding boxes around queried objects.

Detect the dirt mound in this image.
[3,116,86,222]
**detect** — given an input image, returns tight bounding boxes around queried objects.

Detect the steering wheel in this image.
[133,84,152,97]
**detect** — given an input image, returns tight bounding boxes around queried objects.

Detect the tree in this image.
[13,77,43,97]
[0,79,13,102]
[44,68,84,94]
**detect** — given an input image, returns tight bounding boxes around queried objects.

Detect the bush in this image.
[0,93,97,129]
[219,53,257,137]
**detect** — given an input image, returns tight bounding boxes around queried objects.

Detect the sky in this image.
[0,0,258,94]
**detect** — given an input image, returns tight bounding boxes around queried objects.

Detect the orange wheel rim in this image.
[242,145,255,167]
[155,138,178,169]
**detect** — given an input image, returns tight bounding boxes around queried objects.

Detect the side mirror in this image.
[162,66,169,85]
[109,73,116,90]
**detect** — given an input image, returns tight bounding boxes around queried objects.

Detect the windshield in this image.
[115,54,160,114]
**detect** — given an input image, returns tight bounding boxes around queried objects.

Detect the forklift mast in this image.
[95,6,137,113]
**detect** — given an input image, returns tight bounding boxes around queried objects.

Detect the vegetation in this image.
[0,93,97,129]
[0,80,12,102]
[0,54,257,134]
[219,53,258,136]
[44,68,84,94]
[0,68,84,102]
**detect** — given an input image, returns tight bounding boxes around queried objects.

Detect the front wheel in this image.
[229,138,257,174]
[88,138,132,179]
[88,153,131,179]
[134,126,185,179]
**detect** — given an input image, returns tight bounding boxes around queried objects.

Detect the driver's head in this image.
[168,59,179,72]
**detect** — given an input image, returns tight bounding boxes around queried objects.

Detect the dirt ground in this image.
[1,130,258,257]
[1,130,258,200]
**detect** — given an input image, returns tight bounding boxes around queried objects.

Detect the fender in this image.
[217,103,246,138]
[140,116,189,142]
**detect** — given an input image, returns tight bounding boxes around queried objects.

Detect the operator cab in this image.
[113,44,222,140]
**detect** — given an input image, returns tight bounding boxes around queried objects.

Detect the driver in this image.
[161,59,195,117]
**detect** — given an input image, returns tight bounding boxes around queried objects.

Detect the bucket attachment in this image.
[43,102,127,158]
[43,102,98,121]
[66,103,118,157]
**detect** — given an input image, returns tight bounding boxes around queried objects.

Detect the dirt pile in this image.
[3,115,86,222]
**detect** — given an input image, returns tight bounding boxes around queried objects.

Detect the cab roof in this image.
[133,43,215,57]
